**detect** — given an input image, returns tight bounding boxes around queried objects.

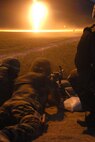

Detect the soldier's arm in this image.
[1,113,44,142]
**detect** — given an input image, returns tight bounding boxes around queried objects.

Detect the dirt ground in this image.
[33,107,95,142]
[0,33,94,142]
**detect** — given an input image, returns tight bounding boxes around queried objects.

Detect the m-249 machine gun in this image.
[49,66,73,108]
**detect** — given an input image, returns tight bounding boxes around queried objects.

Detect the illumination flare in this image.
[30,0,48,30]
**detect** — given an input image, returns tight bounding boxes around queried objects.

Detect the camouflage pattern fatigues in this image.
[0,59,51,142]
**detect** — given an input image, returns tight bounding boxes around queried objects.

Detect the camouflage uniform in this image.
[0,58,51,142]
[0,58,20,106]
[69,25,95,111]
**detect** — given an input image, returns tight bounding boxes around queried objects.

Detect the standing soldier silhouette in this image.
[68,0,95,130]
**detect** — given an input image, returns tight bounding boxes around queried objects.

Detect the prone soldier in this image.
[0,58,51,142]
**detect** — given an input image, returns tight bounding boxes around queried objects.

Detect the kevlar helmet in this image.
[2,58,20,79]
[31,58,51,76]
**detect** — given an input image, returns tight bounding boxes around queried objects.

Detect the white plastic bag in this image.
[64,97,82,112]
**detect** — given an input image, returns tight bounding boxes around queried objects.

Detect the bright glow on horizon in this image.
[29,1,48,30]
[0,29,83,33]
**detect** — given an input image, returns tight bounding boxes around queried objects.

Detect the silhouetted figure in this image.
[69,25,95,111]
[68,0,95,132]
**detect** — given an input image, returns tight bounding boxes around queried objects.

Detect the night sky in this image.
[0,0,94,29]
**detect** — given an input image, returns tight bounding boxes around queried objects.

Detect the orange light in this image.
[0,29,83,33]
[29,1,48,30]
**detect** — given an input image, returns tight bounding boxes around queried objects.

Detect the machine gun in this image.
[49,66,71,108]
[50,66,64,84]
